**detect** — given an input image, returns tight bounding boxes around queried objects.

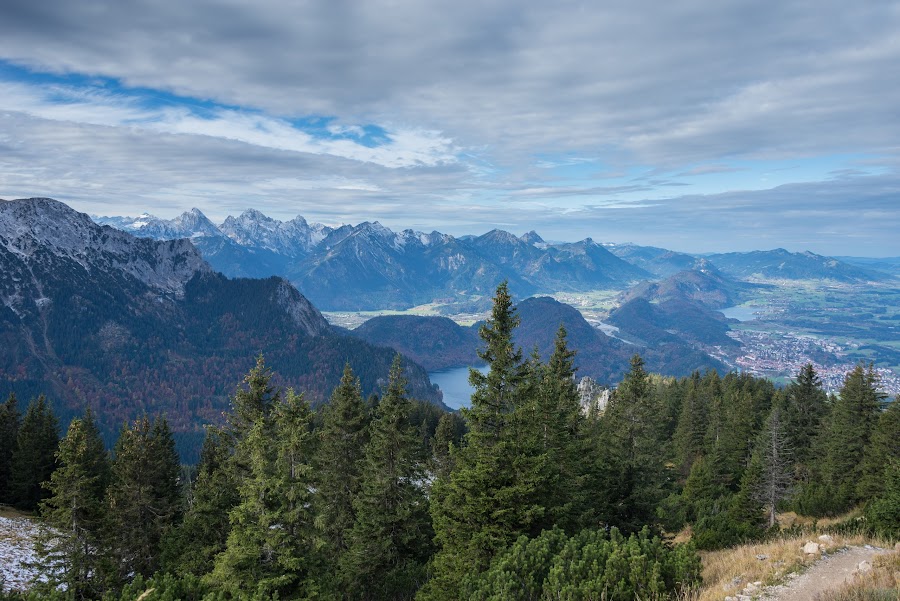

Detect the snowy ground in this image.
[0,514,41,592]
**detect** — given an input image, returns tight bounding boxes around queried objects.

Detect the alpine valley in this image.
[92,202,900,396]
[3,197,900,461]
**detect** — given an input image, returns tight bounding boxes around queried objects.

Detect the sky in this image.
[1,0,899,256]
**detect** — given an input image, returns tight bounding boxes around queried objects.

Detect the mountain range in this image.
[0,198,442,459]
[94,209,651,310]
[95,209,892,314]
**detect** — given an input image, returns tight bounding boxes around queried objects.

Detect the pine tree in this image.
[529,326,585,533]
[316,363,370,562]
[343,356,432,600]
[424,282,537,599]
[820,364,885,511]
[161,425,238,577]
[228,355,280,463]
[430,413,459,482]
[107,415,182,581]
[34,412,110,599]
[784,364,829,473]
[0,392,21,503]
[10,395,59,511]
[595,354,669,532]
[748,404,794,528]
[673,375,709,479]
[212,389,319,598]
[858,397,900,500]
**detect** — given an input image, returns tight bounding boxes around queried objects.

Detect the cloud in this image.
[0,0,899,255]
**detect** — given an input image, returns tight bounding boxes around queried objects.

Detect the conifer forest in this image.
[1,283,897,600]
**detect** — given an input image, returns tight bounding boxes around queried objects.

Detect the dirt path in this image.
[757,545,889,601]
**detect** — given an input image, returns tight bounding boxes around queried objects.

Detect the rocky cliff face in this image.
[1,198,209,305]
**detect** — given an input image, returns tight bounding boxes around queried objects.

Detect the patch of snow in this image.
[0,515,43,591]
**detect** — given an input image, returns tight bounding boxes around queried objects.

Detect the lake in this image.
[429,365,488,410]
[719,305,759,321]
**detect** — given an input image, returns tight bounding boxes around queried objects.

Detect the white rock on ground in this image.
[0,515,42,591]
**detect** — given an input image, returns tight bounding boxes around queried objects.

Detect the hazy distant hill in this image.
[609,263,746,353]
[705,248,887,282]
[352,315,480,371]
[833,255,900,278]
[2,198,442,458]
[604,243,702,278]
[619,261,760,310]
[354,296,726,383]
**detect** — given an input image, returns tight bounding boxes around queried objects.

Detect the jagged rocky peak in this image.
[0,197,210,297]
[220,208,331,256]
[171,208,220,237]
[520,230,545,245]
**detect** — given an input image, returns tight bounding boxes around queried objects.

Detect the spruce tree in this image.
[748,404,794,528]
[858,397,900,500]
[161,425,238,577]
[343,356,432,600]
[594,354,669,532]
[784,364,829,473]
[529,326,585,533]
[820,364,885,511]
[212,389,319,598]
[0,392,21,503]
[430,413,459,482]
[425,282,536,599]
[316,363,370,562]
[107,415,182,581]
[35,412,110,599]
[228,355,280,463]
[673,376,708,479]
[10,395,59,511]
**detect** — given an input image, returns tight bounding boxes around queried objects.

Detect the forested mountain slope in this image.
[0,198,441,457]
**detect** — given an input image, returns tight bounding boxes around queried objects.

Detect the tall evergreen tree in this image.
[430,413,460,482]
[595,354,669,532]
[212,389,319,598]
[316,363,370,562]
[227,355,280,463]
[819,364,885,511]
[10,395,59,511]
[35,412,110,599]
[107,415,182,581]
[784,364,829,473]
[858,397,900,500]
[528,326,585,534]
[673,375,708,479]
[0,392,21,503]
[425,282,537,600]
[161,425,238,577]
[748,404,794,528]
[343,356,433,600]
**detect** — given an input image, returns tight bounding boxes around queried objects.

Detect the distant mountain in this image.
[604,243,701,278]
[95,209,651,310]
[352,315,480,371]
[833,256,900,278]
[353,296,726,383]
[705,249,887,282]
[2,198,442,458]
[610,263,744,352]
[94,208,221,240]
[619,260,760,310]
[220,209,332,257]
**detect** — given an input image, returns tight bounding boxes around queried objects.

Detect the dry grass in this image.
[813,552,900,601]
[691,531,895,601]
[0,505,33,520]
